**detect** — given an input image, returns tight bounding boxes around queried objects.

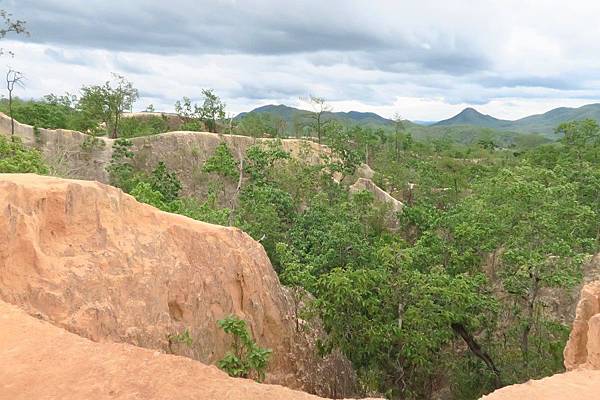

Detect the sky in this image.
[2,0,600,121]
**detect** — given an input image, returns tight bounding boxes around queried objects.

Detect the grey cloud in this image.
[7,0,490,77]
[478,75,579,90]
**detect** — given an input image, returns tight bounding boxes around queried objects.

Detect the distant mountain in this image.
[511,103,600,134]
[432,103,600,136]
[236,104,395,130]
[433,107,511,129]
[235,102,595,146]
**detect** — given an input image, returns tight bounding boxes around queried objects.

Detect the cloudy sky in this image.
[3,0,600,121]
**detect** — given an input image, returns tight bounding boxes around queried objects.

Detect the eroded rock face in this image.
[0,300,380,400]
[0,112,113,182]
[479,370,600,400]
[0,174,355,397]
[564,280,600,370]
[349,177,404,213]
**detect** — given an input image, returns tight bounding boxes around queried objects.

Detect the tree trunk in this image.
[317,114,321,144]
[521,275,539,366]
[112,112,119,139]
[227,152,244,226]
[451,322,502,389]
[8,90,14,140]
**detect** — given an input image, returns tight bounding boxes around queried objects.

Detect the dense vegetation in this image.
[2,79,599,399]
[89,110,598,398]
[2,5,599,399]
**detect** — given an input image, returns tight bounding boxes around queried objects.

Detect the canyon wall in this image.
[0,173,355,397]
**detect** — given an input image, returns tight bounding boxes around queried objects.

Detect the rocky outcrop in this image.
[479,370,600,400]
[0,112,113,182]
[0,300,381,400]
[564,280,600,370]
[349,177,404,213]
[481,278,600,399]
[0,174,355,397]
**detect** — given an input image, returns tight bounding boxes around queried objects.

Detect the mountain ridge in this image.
[238,102,600,136]
[434,103,600,135]
[235,104,397,129]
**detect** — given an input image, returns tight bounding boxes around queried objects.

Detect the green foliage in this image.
[80,135,105,152]
[217,315,272,381]
[107,138,137,191]
[171,195,231,226]
[33,125,41,144]
[168,328,193,348]
[78,74,139,138]
[202,142,238,179]
[556,119,600,148]
[94,108,599,399]
[0,95,90,132]
[237,183,293,263]
[238,112,278,138]
[130,181,167,209]
[149,161,182,202]
[174,89,226,133]
[0,135,48,173]
[118,114,168,138]
[326,122,363,180]
[243,142,290,183]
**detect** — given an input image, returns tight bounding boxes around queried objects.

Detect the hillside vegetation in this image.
[2,77,600,399]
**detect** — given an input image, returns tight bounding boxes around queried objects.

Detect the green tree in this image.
[199,89,226,133]
[174,89,226,133]
[203,142,238,179]
[326,122,362,181]
[78,74,139,138]
[106,138,137,191]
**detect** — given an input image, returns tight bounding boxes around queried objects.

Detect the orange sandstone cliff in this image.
[0,174,355,397]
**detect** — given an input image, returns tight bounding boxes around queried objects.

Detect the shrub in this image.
[118,115,169,138]
[0,135,48,174]
[149,161,182,202]
[217,315,272,381]
[168,328,193,348]
[80,135,105,152]
[107,138,137,191]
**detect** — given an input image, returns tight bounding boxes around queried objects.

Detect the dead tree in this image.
[305,95,332,144]
[6,69,24,140]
